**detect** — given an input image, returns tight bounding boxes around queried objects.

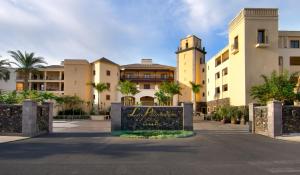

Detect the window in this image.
[106,95,110,100]
[106,83,110,90]
[144,73,151,78]
[215,58,221,67]
[202,68,205,72]
[222,68,228,76]
[223,84,228,92]
[290,57,300,65]
[185,41,188,49]
[278,56,283,66]
[93,95,95,99]
[161,74,168,79]
[106,70,111,76]
[257,29,265,44]
[144,84,151,89]
[215,72,220,79]
[208,78,209,83]
[290,40,300,48]
[234,36,239,49]
[215,87,220,94]
[93,70,96,76]
[16,83,24,91]
[202,80,205,85]
[202,92,205,97]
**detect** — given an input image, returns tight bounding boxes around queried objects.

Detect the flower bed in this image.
[111,130,194,139]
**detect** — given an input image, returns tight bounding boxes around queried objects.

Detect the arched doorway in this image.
[140,96,155,106]
[121,96,135,106]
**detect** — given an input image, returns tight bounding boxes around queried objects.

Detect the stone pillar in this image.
[183,102,193,131]
[248,103,258,133]
[22,100,37,137]
[267,101,282,138]
[43,102,54,133]
[111,102,122,131]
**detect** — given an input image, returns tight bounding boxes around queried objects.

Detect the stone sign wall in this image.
[282,106,300,134]
[121,106,183,130]
[0,105,22,134]
[111,102,193,131]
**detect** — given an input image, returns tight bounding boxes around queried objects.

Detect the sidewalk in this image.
[276,134,300,142]
[0,136,29,143]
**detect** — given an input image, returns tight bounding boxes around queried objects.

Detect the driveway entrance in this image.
[53,120,111,133]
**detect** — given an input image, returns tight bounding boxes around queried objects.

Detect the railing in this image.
[121,75,174,82]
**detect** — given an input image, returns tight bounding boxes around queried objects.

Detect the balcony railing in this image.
[121,75,174,82]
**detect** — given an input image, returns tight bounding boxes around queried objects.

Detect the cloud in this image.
[0,0,299,66]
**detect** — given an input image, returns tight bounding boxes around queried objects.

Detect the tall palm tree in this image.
[0,58,11,82]
[87,82,109,112]
[8,50,47,90]
[190,81,202,111]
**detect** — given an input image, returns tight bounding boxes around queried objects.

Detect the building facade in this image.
[204,8,300,113]
[0,68,16,92]
[176,35,207,113]
[119,59,175,106]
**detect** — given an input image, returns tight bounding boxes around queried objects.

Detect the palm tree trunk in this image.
[24,73,29,90]
[98,92,100,113]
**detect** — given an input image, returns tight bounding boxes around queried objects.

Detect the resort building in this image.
[119,59,176,105]
[176,35,207,113]
[91,58,120,111]
[204,8,300,113]
[0,68,16,92]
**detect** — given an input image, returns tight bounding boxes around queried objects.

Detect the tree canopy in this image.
[250,71,299,104]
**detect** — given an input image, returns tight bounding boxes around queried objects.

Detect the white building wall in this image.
[0,68,16,92]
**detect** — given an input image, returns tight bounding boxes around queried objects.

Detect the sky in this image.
[0,0,299,66]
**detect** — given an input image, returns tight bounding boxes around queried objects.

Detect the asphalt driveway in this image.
[0,120,300,175]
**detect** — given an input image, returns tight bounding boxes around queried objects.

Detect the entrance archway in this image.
[140,96,154,106]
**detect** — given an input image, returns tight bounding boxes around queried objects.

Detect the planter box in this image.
[90,115,108,121]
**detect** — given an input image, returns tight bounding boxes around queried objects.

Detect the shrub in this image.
[58,108,87,115]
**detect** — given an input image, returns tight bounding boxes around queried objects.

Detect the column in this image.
[267,101,283,138]
[183,102,193,131]
[248,103,258,133]
[111,102,122,131]
[43,102,54,133]
[22,100,37,137]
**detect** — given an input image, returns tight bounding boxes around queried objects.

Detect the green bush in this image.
[58,108,87,115]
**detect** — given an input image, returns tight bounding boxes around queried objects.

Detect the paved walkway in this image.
[0,136,29,143]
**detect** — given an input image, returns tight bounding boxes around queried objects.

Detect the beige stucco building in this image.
[204,8,300,113]
[119,59,176,105]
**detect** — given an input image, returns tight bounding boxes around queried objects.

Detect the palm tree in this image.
[190,81,202,111]
[8,50,47,90]
[118,80,140,105]
[87,82,109,112]
[160,81,181,106]
[0,57,12,82]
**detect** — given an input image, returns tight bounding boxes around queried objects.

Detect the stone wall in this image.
[0,105,22,134]
[282,106,300,134]
[206,98,230,113]
[0,101,53,136]
[253,106,268,136]
[37,105,50,133]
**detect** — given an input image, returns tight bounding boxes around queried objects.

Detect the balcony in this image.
[121,75,174,82]
[231,44,239,54]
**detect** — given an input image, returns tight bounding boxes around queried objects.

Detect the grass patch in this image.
[111,130,195,139]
